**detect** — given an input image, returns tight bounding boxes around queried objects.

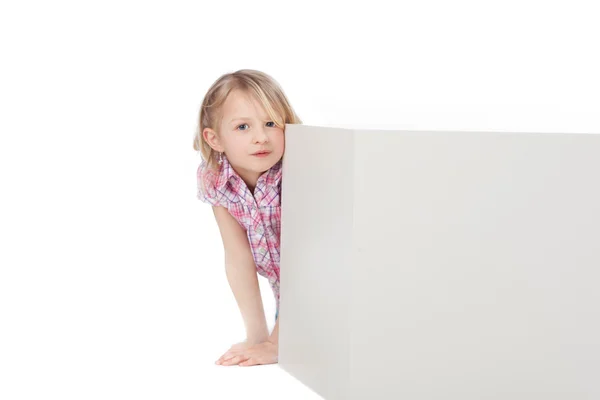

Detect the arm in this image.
[212,206,269,344]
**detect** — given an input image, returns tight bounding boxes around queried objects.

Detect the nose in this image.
[253,127,269,144]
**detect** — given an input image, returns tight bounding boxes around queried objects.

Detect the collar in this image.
[271,159,283,186]
[215,155,283,190]
[215,155,238,191]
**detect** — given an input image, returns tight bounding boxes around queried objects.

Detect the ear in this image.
[203,128,224,152]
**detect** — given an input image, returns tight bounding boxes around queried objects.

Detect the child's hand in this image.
[215,341,251,364]
[215,340,278,367]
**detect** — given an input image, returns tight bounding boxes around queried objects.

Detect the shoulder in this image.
[196,159,228,207]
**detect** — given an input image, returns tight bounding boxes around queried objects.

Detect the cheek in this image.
[275,129,285,142]
[275,130,285,151]
[223,140,246,158]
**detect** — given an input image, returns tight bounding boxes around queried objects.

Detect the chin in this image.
[254,158,279,171]
[254,152,277,162]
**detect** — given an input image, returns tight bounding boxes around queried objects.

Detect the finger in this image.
[221,355,249,366]
[215,355,231,365]
[239,358,258,367]
[252,354,277,366]
[221,355,248,366]
[218,350,239,363]
[215,353,229,365]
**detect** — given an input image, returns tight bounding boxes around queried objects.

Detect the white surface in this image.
[280,125,600,399]
[279,126,354,399]
[1,1,600,399]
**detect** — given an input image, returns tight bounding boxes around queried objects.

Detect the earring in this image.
[218,152,223,164]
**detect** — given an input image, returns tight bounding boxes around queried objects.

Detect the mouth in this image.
[252,150,272,157]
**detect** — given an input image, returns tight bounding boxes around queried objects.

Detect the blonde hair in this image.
[193,69,303,170]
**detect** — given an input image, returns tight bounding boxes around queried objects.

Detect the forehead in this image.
[221,90,268,119]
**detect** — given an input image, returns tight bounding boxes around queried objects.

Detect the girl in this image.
[193,69,302,367]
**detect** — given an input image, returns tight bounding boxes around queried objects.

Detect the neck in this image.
[237,169,260,194]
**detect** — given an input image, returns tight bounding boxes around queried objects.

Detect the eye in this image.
[237,123,249,131]
[266,121,276,127]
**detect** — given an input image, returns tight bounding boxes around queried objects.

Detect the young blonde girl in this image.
[193,69,302,367]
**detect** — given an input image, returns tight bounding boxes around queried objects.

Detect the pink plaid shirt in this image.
[197,156,283,311]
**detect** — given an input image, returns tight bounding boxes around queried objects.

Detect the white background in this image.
[0,1,598,399]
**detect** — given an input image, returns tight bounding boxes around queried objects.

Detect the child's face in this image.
[213,89,285,183]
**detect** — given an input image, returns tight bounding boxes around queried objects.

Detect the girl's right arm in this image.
[212,206,269,344]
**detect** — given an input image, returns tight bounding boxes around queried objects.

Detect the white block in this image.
[278,124,600,400]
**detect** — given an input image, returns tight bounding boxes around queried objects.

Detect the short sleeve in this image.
[196,160,225,207]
